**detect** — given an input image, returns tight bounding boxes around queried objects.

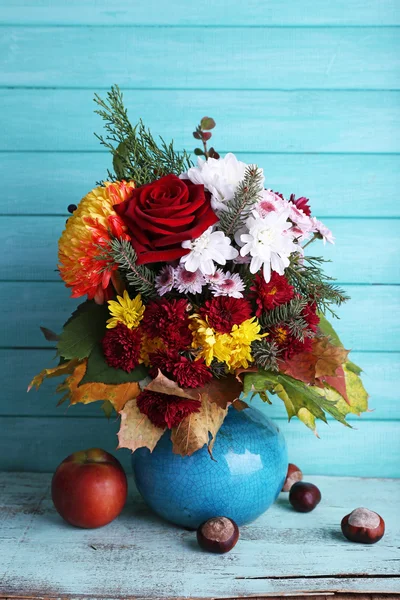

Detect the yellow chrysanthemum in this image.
[106,291,145,330]
[221,318,267,371]
[191,315,266,371]
[140,335,164,366]
[58,180,135,303]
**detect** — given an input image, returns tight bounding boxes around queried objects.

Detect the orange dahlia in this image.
[58,180,135,303]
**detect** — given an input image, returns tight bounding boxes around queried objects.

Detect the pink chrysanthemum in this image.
[311,217,335,245]
[210,272,245,299]
[204,268,225,284]
[174,265,205,294]
[155,265,175,296]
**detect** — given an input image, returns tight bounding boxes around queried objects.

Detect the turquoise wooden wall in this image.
[0,1,399,476]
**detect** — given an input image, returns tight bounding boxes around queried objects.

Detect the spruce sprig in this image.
[219,165,264,236]
[103,238,156,299]
[251,340,281,372]
[260,297,310,341]
[94,86,193,186]
[287,253,349,318]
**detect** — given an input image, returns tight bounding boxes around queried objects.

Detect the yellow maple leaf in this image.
[171,395,228,457]
[28,358,83,392]
[117,398,165,453]
[56,361,140,412]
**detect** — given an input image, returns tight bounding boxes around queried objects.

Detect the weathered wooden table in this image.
[0,473,398,600]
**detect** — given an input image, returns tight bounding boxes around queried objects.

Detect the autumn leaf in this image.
[314,363,369,418]
[281,337,349,384]
[56,361,140,412]
[193,374,243,409]
[317,365,349,404]
[144,370,199,400]
[313,338,349,379]
[171,395,228,457]
[117,398,165,453]
[28,358,83,391]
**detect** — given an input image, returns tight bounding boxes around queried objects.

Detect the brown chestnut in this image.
[341,507,385,544]
[282,463,303,492]
[197,517,239,553]
[289,481,321,512]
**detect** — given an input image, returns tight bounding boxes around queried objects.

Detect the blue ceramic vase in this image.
[132,406,288,529]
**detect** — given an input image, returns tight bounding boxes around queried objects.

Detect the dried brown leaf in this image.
[117,398,165,453]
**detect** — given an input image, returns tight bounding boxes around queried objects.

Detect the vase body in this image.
[131,406,287,528]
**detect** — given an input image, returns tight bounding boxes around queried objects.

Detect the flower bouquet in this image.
[30,86,368,462]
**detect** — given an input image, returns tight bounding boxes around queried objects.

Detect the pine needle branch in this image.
[94,86,193,186]
[287,253,349,318]
[219,165,264,236]
[260,297,312,341]
[103,238,156,299]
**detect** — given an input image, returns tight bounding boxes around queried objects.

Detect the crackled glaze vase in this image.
[131,406,288,529]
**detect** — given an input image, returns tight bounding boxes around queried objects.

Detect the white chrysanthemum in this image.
[155,265,175,296]
[181,227,238,275]
[184,153,264,213]
[239,208,298,283]
[174,265,206,294]
[311,217,335,245]
[210,271,245,299]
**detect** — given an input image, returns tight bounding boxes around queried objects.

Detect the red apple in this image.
[52,448,127,528]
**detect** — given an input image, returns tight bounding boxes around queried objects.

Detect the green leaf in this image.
[40,326,60,342]
[101,400,115,419]
[243,369,352,433]
[200,117,216,130]
[346,360,363,376]
[318,313,363,375]
[57,302,109,360]
[194,147,204,156]
[317,312,343,346]
[80,343,148,386]
[112,140,130,180]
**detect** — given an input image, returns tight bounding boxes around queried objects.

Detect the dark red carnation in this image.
[250,272,294,317]
[141,298,192,349]
[172,356,212,388]
[289,193,311,216]
[113,174,218,265]
[200,296,252,334]
[136,390,201,429]
[102,324,142,372]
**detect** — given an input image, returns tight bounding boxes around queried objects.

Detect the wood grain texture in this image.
[1,282,398,351]
[0,415,398,476]
[1,27,399,90]
[2,216,398,283]
[2,152,400,218]
[0,0,399,25]
[1,89,399,153]
[5,350,396,420]
[0,473,399,598]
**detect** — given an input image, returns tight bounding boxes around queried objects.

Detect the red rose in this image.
[113,174,218,265]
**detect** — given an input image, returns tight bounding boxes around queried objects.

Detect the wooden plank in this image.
[2,152,400,218]
[0,282,398,351]
[0,473,399,599]
[9,349,400,420]
[1,89,399,153]
[1,27,399,90]
[2,216,398,284]
[0,0,399,25]
[0,415,398,476]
